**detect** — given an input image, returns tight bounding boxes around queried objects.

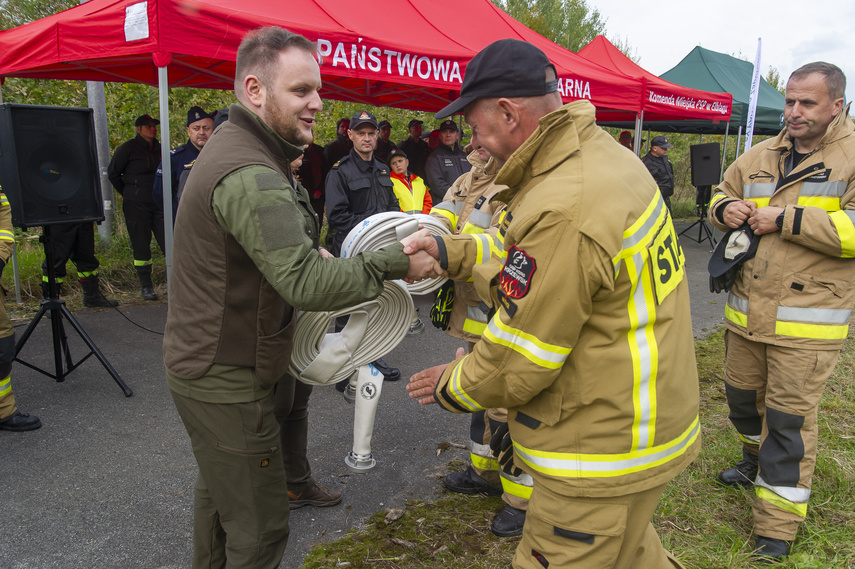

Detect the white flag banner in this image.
[744,38,762,152]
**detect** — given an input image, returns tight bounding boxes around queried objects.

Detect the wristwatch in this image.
[776,210,785,229]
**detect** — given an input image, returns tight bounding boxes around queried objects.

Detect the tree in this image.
[0,0,76,29]
[766,66,785,95]
[491,0,606,52]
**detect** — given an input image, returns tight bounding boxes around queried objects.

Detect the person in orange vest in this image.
[388,148,432,215]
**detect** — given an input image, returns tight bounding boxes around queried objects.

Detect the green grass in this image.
[301,328,855,569]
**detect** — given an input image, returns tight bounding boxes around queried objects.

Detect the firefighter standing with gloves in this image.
[707,62,854,563]
[429,145,530,537]
[405,39,700,569]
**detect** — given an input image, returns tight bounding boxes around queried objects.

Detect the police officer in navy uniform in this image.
[374,120,397,164]
[153,106,214,222]
[425,119,470,204]
[398,119,431,180]
[325,110,403,386]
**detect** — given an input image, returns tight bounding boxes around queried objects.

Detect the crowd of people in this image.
[2,23,852,569]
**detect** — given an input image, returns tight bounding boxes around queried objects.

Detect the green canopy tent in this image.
[600,46,785,137]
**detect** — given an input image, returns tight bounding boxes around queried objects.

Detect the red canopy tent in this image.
[578,35,732,123]
[578,35,733,156]
[0,0,643,115]
[0,0,648,273]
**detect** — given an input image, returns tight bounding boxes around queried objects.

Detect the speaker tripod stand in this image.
[13,226,132,397]
[678,185,718,251]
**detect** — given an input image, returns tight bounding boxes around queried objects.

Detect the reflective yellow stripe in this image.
[462,319,487,336]
[430,207,456,228]
[133,259,152,267]
[0,375,11,397]
[829,210,855,257]
[624,251,659,451]
[756,486,808,517]
[0,230,14,242]
[725,304,748,327]
[798,196,840,212]
[78,270,98,278]
[483,312,571,370]
[446,357,485,412]
[514,415,700,478]
[710,192,728,209]
[471,453,499,471]
[500,472,533,500]
[612,193,667,276]
[775,320,848,340]
[747,197,771,208]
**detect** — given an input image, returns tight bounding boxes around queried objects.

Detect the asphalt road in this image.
[1,219,725,569]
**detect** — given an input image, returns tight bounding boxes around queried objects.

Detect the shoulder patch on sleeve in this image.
[257,203,305,251]
[255,172,285,191]
[500,246,536,299]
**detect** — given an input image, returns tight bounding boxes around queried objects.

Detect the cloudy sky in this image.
[592,0,855,104]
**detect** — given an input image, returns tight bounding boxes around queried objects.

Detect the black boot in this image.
[370,358,401,381]
[717,447,758,487]
[40,280,63,298]
[491,505,527,537]
[80,275,118,308]
[136,266,158,301]
[0,410,42,431]
[753,536,789,564]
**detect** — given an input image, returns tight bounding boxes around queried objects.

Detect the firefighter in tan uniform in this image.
[707,62,854,563]
[430,146,530,536]
[406,39,699,569]
[0,187,42,432]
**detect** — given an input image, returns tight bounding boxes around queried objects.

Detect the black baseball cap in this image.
[438,119,458,131]
[708,225,760,277]
[186,106,213,126]
[213,108,229,129]
[387,148,408,164]
[135,114,159,126]
[651,135,673,149]
[407,119,424,129]
[350,110,378,130]
[437,39,558,118]
[378,120,392,130]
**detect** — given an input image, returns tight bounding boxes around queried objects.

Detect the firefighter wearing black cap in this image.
[398,119,430,179]
[425,119,470,204]
[323,117,353,166]
[325,110,403,385]
[153,106,214,222]
[107,114,165,301]
[405,39,699,568]
[375,120,397,164]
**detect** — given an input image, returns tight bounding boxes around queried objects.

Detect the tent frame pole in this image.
[720,122,730,181]
[158,66,173,290]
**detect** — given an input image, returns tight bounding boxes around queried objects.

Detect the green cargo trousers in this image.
[171,390,290,569]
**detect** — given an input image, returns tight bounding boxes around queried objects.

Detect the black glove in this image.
[709,265,739,294]
[0,259,5,275]
[489,422,522,477]
[430,281,454,330]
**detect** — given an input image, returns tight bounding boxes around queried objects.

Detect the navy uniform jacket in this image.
[425,143,470,203]
[325,149,400,256]
[153,140,201,219]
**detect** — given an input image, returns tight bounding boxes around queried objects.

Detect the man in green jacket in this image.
[163,27,439,569]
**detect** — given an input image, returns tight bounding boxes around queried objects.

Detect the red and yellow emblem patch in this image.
[500,246,536,299]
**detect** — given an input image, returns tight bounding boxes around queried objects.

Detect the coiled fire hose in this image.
[289,212,450,471]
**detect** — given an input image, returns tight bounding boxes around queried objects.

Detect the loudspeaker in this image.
[689,142,721,187]
[0,104,104,228]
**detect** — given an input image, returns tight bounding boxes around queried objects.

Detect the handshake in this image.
[401,228,447,283]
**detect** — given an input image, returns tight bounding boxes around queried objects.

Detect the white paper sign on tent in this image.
[124,1,149,42]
